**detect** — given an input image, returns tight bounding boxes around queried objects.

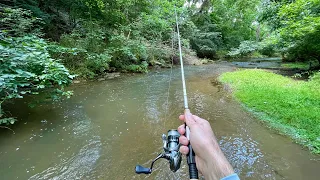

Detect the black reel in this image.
[135,130,182,174]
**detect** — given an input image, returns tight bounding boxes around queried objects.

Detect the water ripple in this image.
[29,108,102,180]
[220,136,276,179]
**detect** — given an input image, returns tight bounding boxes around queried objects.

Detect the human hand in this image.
[178,109,234,180]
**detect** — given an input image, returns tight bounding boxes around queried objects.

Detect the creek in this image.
[0,63,319,179]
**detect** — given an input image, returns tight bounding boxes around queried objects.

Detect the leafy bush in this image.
[0,35,74,124]
[59,24,151,75]
[132,12,172,42]
[259,43,276,57]
[190,24,222,59]
[124,61,148,73]
[227,41,260,58]
[59,21,110,53]
[146,42,173,64]
[85,52,111,73]
[216,50,229,59]
[310,70,320,85]
[49,45,112,78]
[0,7,43,36]
[279,0,320,62]
[108,33,147,69]
[260,0,320,63]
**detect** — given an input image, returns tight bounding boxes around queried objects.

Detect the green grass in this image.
[220,69,320,153]
[281,62,310,69]
[281,61,319,69]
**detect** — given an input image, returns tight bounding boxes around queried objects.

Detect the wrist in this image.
[203,146,234,179]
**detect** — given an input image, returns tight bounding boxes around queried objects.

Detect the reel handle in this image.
[135,165,151,174]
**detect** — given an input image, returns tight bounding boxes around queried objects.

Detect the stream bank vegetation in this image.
[219,0,320,153]
[220,69,320,154]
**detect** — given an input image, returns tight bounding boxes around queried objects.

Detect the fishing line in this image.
[163,29,175,128]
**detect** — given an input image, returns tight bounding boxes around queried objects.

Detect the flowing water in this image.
[0,63,319,180]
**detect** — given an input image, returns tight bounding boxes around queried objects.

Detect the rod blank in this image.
[175,8,199,180]
[175,9,189,110]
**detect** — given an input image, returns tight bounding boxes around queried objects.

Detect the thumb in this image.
[184,109,197,128]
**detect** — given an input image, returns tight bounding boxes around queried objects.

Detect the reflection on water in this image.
[220,136,273,179]
[0,63,319,180]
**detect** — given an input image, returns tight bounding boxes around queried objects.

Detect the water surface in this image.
[0,63,319,179]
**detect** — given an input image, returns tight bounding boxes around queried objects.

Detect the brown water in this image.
[0,63,319,180]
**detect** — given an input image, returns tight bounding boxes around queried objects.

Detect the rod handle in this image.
[188,163,199,179]
[184,109,199,179]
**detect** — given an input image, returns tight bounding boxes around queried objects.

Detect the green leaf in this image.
[37,85,45,89]
[10,119,15,124]
[20,91,27,95]
[0,118,17,125]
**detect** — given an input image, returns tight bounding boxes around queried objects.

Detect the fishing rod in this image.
[135,6,198,180]
[174,6,199,180]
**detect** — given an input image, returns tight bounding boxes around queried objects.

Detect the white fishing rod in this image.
[175,7,199,180]
[135,5,198,180]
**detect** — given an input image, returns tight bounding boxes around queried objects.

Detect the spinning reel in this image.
[135,130,182,174]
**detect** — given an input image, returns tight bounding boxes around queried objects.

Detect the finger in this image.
[178,124,186,135]
[179,145,189,155]
[184,109,197,128]
[179,135,189,146]
[179,115,185,121]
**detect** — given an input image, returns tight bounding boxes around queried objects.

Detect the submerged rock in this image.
[161,64,172,68]
[151,60,163,66]
[104,72,121,79]
[201,59,209,64]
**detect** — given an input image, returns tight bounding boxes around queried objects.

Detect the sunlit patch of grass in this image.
[219,69,320,153]
[282,62,309,69]
[281,61,319,69]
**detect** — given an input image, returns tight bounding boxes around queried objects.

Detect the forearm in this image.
[203,154,234,179]
[202,141,235,180]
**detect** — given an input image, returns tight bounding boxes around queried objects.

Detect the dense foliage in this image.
[259,0,320,63]
[0,6,74,124]
[0,0,186,124]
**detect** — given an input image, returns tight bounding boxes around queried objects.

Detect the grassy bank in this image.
[281,61,319,70]
[219,69,320,153]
